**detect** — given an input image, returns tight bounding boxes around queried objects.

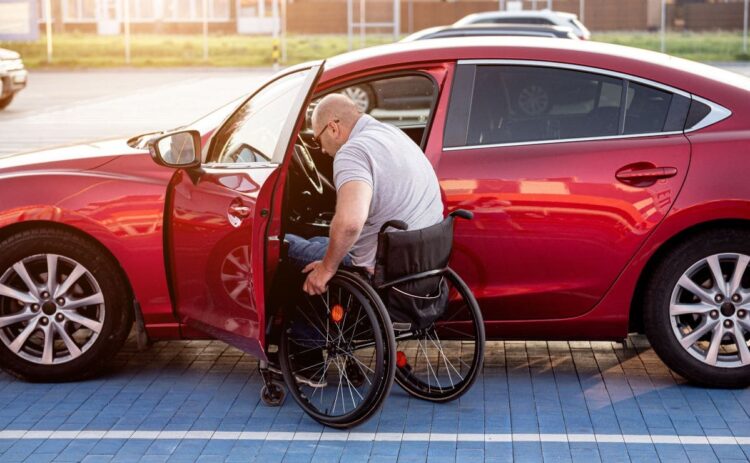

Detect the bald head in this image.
[310,93,363,156]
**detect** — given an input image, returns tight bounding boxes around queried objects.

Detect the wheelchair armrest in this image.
[449,209,473,220]
[379,220,409,234]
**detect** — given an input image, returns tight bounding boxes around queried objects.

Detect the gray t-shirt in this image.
[333,114,444,268]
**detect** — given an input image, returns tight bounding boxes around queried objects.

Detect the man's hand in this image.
[302,260,336,295]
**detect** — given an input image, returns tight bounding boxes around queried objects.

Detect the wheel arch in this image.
[629,218,750,333]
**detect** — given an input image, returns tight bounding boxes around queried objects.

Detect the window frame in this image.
[443,59,724,152]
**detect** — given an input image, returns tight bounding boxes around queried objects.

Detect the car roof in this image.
[402,24,577,41]
[457,10,578,22]
[320,37,750,100]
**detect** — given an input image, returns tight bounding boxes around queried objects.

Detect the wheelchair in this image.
[260,210,485,428]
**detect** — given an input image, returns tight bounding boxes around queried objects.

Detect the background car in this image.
[0,48,27,110]
[0,38,748,390]
[454,10,591,40]
[401,24,580,42]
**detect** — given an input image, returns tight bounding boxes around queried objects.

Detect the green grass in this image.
[592,31,750,62]
[0,33,395,68]
[2,31,749,68]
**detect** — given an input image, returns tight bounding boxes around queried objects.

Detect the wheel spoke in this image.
[670,302,714,317]
[706,255,727,294]
[64,292,104,311]
[64,311,102,333]
[56,323,82,357]
[733,324,750,365]
[0,310,36,328]
[12,262,39,298]
[680,319,718,349]
[729,255,750,296]
[53,264,86,299]
[42,324,55,364]
[704,325,724,366]
[8,319,38,353]
[46,254,58,296]
[0,283,36,304]
[678,275,715,304]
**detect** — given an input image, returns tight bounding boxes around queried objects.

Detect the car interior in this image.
[280,73,439,241]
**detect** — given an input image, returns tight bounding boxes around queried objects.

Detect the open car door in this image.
[165,63,324,360]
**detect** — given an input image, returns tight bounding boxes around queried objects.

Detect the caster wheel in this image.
[261,381,286,407]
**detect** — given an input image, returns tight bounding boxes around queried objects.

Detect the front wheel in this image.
[278,271,395,428]
[0,228,133,382]
[644,229,750,388]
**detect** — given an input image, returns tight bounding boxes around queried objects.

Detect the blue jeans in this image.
[285,234,353,271]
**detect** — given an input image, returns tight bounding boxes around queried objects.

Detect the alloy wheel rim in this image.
[0,254,105,365]
[670,252,750,368]
[340,87,370,113]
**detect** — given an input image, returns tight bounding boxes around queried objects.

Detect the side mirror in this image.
[148,130,201,169]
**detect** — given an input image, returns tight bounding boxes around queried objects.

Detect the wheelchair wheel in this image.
[279,271,396,428]
[394,268,484,402]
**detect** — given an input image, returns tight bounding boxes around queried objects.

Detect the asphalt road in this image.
[0,69,275,156]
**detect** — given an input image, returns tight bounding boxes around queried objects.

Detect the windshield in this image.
[210,70,310,163]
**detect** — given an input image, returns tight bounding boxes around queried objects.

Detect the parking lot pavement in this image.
[0,69,274,156]
[2,335,750,462]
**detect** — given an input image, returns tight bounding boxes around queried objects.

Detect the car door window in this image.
[445,64,690,148]
[462,65,622,146]
[210,69,310,164]
[311,74,438,148]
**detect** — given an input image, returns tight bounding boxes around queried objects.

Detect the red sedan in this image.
[0,38,748,388]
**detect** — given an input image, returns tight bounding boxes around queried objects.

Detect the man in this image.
[286,93,444,295]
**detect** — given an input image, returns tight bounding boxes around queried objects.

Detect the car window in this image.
[210,69,310,164]
[460,65,623,146]
[623,82,673,135]
[309,74,437,147]
[489,17,554,25]
[444,64,689,148]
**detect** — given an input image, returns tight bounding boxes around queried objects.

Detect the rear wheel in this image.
[644,229,750,388]
[393,269,485,402]
[0,228,132,381]
[279,271,395,428]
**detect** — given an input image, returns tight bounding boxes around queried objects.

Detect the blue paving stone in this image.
[511,442,543,462]
[78,455,114,463]
[367,456,398,463]
[371,441,401,456]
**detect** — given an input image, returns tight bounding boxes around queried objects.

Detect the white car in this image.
[454,10,591,40]
[0,48,28,110]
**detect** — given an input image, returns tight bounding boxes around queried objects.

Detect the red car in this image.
[0,38,748,388]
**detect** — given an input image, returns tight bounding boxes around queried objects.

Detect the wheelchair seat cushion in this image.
[374,216,454,330]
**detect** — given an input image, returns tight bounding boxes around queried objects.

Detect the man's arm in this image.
[302,180,372,295]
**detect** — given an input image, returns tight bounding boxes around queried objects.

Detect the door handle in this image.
[228,204,251,218]
[616,167,677,181]
[615,166,678,187]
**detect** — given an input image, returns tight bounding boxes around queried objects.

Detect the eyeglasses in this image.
[310,118,339,149]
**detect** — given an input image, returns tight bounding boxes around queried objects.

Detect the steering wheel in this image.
[292,135,334,195]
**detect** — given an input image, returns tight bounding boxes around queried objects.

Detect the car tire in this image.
[0,93,14,110]
[644,228,750,388]
[340,85,375,113]
[0,228,133,382]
